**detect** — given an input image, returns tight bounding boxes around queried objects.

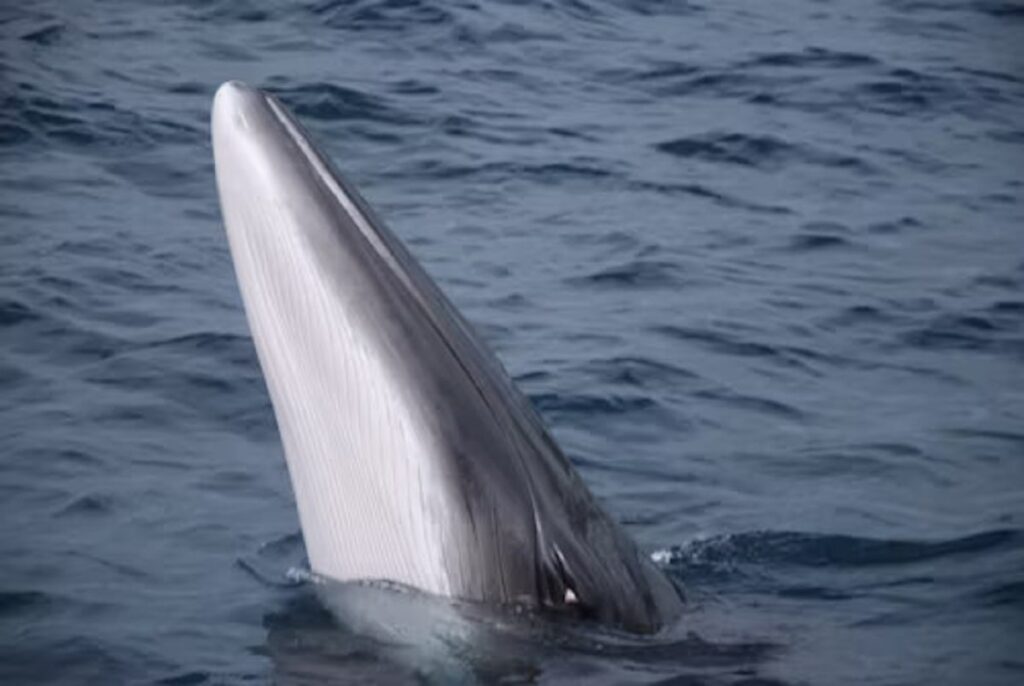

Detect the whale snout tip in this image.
[215,80,253,101]
[220,79,249,91]
[212,80,265,135]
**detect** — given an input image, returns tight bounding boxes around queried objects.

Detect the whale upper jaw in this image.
[211,80,683,633]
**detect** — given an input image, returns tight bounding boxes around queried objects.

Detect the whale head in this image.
[211,80,683,633]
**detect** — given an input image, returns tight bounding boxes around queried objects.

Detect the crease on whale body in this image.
[211,80,683,633]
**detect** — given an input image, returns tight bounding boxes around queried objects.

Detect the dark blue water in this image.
[2,1,1023,683]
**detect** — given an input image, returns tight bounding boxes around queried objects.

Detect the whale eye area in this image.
[535,543,597,623]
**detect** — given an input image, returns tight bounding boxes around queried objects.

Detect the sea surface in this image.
[2,1,1023,684]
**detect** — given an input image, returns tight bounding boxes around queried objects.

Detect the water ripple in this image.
[2,0,1021,683]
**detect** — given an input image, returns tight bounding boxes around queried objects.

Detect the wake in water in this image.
[237,531,777,684]
[236,524,1024,684]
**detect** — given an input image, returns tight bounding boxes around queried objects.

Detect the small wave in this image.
[436,112,555,146]
[66,550,149,581]
[988,300,1024,318]
[185,0,274,24]
[6,307,127,366]
[271,82,420,126]
[452,21,562,47]
[0,359,30,390]
[236,559,309,589]
[900,311,1024,354]
[894,0,1024,19]
[655,132,873,174]
[237,532,308,588]
[516,162,615,180]
[103,156,209,200]
[776,585,855,601]
[951,66,1022,86]
[866,216,923,234]
[787,233,852,251]
[742,47,880,70]
[975,580,1024,609]
[785,221,858,253]
[0,636,134,685]
[653,325,779,359]
[18,22,65,46]
[581,356,700,389]
[530,392,658,417]
[389,158,617,184]
[311,0,455,32]
[652,324,833,375]
[54,494,114,518]
[692,388,805,421]
[13,446,106,470]
[5,85,201,154]
[819,303,901,335]
[71,329,273,439]
[0,122,33,148]
[639,56,1008,122]
[659,529,1021,571]
[569,260,681,289]
[0,590,50,616]
[659,70,768,99]
[629,61,701,82]
[852,67,982,117]
[631,180,793,214]
[134,331,254,357]
[943,427,1024,446]
[0,298,42,326]
[980,2,1024,18]
[611,0,704,18]
[156,672,210,686]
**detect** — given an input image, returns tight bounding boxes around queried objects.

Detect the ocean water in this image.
[2,0,1022,683]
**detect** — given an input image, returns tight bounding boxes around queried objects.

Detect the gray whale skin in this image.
[211,80,683,634]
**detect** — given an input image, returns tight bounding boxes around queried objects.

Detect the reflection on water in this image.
[265,580,778,685]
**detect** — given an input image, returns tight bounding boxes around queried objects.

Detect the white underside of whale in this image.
[213,82,458,596]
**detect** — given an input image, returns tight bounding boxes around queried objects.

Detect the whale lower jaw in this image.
[211,80,683,633]
[212,82,460,596]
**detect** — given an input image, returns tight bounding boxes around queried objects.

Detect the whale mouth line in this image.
[261,92,409,291]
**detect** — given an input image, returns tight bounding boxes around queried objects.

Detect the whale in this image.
[211,80,683,634]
